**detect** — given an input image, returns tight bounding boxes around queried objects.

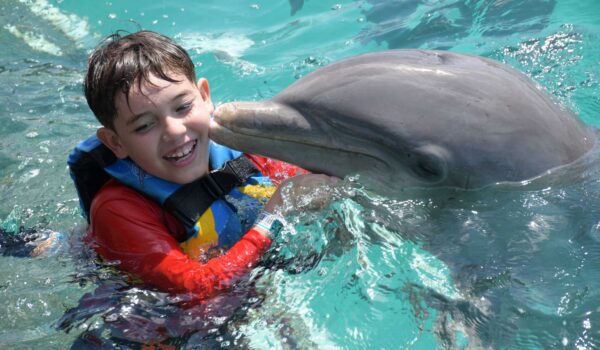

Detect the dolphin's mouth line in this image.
[211,121,394,175]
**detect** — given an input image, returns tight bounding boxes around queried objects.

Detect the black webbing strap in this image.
[163,156,259,228]
[69,143,117,223]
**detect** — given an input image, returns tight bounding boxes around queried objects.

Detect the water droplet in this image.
[583,318,591,329]
[20,169,40,183]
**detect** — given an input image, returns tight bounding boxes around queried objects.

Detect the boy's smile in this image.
[97,73,213,184]
[164,139,197,164]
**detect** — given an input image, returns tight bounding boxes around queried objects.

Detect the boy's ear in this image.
[97,127,129,159]
[197,78,213,112]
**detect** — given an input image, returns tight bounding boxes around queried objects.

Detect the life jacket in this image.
[67,135,275,260]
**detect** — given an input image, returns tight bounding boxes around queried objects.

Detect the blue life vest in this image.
[68,135,275,260]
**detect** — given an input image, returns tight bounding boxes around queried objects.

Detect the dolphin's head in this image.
[211,99,455,190]
[210,50,594,192]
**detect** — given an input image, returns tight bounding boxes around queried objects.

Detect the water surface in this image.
[1,0,599,348]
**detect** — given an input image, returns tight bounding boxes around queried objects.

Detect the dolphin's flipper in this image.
[289,0,304,16]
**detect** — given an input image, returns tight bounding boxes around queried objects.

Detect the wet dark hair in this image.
[84,30,196,129]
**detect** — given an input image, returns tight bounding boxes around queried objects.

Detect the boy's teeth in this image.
[166,141,195,159]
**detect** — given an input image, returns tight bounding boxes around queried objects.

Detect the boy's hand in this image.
[263,174,340,214]
[253,174,339,238]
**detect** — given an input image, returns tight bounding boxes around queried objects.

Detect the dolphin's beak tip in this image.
[213,103,233,120]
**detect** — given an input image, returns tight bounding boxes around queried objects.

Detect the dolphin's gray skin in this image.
[210,50,595,190]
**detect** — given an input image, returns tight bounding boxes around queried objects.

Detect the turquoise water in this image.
[1,0,600,348]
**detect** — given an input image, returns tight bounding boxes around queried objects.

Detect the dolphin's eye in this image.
[411,144,448,184]
[416,158,440,179]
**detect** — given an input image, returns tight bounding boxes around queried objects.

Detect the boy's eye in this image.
[134,121,155,133]
[176,101,193,113]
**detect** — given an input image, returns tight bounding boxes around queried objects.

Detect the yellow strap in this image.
[238,184,276,202]
[179,208,218,261]
[180,184,275,260]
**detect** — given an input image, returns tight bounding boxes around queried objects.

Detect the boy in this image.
[70,30,334,302]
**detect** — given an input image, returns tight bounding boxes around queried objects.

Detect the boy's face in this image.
[97,73,213,184]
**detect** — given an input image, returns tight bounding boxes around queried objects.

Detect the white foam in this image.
[177,32,254,59]
[19,0,91,44]
[177,32,264,76]
[4,24,63,56]
[6,0,94,55]
[19,168,40,183]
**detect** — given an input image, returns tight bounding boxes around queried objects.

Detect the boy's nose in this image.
[162,116,186,140]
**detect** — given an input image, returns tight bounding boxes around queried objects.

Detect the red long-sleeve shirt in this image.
[85,154,307,301]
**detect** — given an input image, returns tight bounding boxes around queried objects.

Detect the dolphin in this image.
[210,50,595,191]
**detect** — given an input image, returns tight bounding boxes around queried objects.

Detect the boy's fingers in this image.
[292,173,340,187]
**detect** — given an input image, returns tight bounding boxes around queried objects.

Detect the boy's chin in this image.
[167,166,209,184]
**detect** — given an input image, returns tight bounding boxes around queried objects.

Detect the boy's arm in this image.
[89,188,271,301]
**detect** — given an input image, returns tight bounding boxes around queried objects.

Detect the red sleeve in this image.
[244,154,310,185]
[86,180,271,301]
